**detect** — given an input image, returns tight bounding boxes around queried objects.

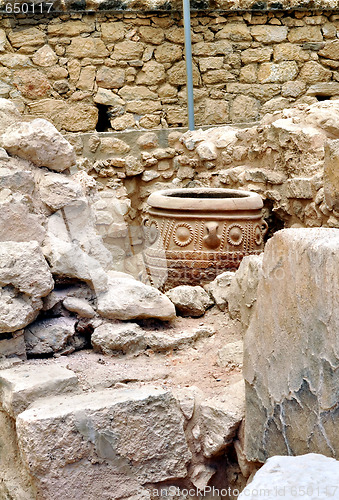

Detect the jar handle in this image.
[262,220,268,236]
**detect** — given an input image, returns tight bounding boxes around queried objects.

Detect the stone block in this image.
[241,47,272,64]
[96,66,125,89]
[13,69,51,99]
[285,177,313,199]
[251,25,288,43]
[101,22,125,43]
[154,43,182,63]
[8,27,46,49]
[231,95,260,123]
[0,364,78,417]
[67,37,108,58]
[48,20,95,37]
[299,61,332,84]
[258,61,298,84]
[288,26,323,43]
[244,229,339,462]
[318,39,339,60]
[324,139,339,210]
[16,387,191,498]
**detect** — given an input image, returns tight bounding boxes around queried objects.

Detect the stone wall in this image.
[1,8,339,132]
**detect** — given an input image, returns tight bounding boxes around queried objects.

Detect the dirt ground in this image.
[25,306,243,398]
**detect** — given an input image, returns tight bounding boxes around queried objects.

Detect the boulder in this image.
[204,271,235,311]
[228,254,263,329]
[238,454,339,499]
[0,98,21,135]
[16,387,191,498]
[1,118,76,172]
[63,296,95,318]
[166,285,213,317]
[38,172,85,211]
[24,317,77,356]
[92,322,214,355]
[0,241,54,333]
[244,229,339,462]
[0,364,78,417]
[97,273,176,321]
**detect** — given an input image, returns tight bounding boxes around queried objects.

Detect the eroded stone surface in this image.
[244,229,339,462]
[166,286,213,317]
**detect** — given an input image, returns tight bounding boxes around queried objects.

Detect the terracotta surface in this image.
[143,188,267,290]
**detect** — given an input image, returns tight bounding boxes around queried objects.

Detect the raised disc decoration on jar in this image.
[227,224,244,246]
[173,223,194,247]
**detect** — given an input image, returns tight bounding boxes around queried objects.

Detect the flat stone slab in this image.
[0,364,78,417]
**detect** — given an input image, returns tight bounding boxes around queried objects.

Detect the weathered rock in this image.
[92,322,214,355]
[217,340,244,368]
[244,229,339,462]
[16,387,191,498]
[63,296,95,318]
[1,119,76,172]
[204,271,235,311]
[0,99,21,135]
[97,273,176,321]
[24,317,77,356]
[0,364,78,417]
[239,454,339,500]
[0,201,45,244]
[0,330,26,360]
[198,380,245,458]
[0,241,54,333]
[38,172,85,210]
[324,140,339,210]
[228,255,263,329]
[166,286,213,317]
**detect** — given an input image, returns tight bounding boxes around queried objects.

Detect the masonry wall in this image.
[1,8,339,132]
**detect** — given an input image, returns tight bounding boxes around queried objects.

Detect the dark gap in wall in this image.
[316,95,331,101]
[96,104,111,132]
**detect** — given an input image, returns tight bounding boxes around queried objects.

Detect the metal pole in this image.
[183,0,195,131]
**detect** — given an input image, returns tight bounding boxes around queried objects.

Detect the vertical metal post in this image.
[183,0,195,131]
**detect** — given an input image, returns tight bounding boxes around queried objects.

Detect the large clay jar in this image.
[143,187,267,290]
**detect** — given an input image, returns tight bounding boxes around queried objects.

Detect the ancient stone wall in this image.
[1,8,339,132]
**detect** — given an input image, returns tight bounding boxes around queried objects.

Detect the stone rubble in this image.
[166,285,214,317]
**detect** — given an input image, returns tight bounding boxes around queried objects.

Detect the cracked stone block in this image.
[244,229,339,462]
[16,387,191,499]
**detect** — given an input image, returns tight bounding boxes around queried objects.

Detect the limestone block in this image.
[39,172,85,210]
[192,40,232,57]
[126,100,161,114]
[97,273,176,321]
[166,26,185,44]
[0,99,21,135]
[231,95,260,123]
[299,61,332,84]
[285,178,313,199]
[8,27,46,49]
[96,66,125,89]
[228,254,263,330]
[48,20,95,37]
[217,23,252,41]
[198,380,245,458]
[0,241,54,333]
[101,22,125,43]
[258,61,298,83]
[251,25,288,43]
[16,387,191,497]
[239,455,339,500]
[319,39,339,60]
[261,97,291,115]
[111,113,135,131]
[94,88,125,106]
[241,47,272,64]
[273,42,309,62]
[27,99,98,132]
[202,69,235,84]
[0,364,78,417]
[139,26,164,44]
[77,65,96,91]
[199,56,224,72]
[24,317,77,356]
[288,26,323,43]
[13,68,51,99]
[154,42,183,63]
[136,60,165,85]
[166,285,213,317]
[32,45,57,67]
[244,229,339,462]
[281,80,306,98]
[227,83,281,100]
[240,64,257,83]
[0,29,6,52]
[0,53,30,68]
[1,119,76,172]
[113,41,144,60]
[119,85,157,100]
[203,98,230,125]
[324,139,339,210]
[307,82,339,97]
[67,37,108,58]
[204,271,235,311]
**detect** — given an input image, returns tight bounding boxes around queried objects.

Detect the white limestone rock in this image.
[0,241,54,333]
[1,118,76,172]
[38,172,85,211]
[166,285,213,317]
[16,387,191,498]
[63,296,95,318]
[0,98,21,135]
[198,379,245,458]
[228,254,263,329]
[204,271,235,311]
[97,273,176,321]
[0,364,78,417]
[239,454,339,500]
[244,229,339,462]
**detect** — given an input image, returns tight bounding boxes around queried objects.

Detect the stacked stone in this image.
[0,9,339,132]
